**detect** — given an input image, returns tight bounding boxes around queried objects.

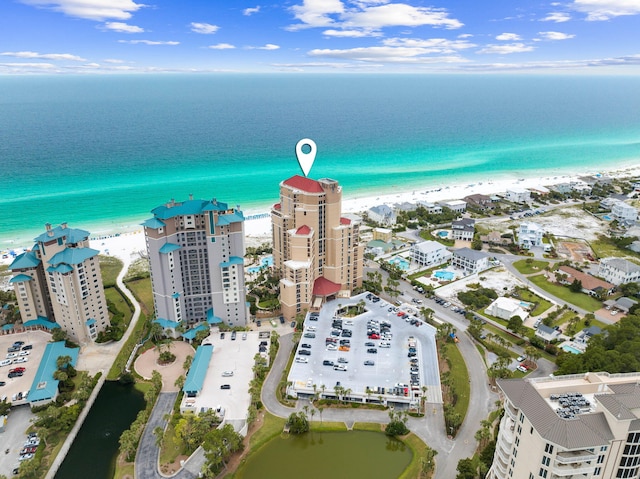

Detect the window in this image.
[538,468,547,478]
[544,444,554,454]
[594,467,601,476]
[542,456,550,467]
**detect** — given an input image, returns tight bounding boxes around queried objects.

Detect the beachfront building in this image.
[418,202,443,215]
[484,297,529,321]
[451,248,489,275]
[612,201,638,223]
[438,199,467,213]
[410,241,452,268]
[505,187,531,204]
[143,196,249,329]
[271,176,364,320]
[463,194,495,211]
[9,223,109,344]
[451,218,475,241]
[488,372,640,479]
[598,257,640,285]
[367,205,396,226]
[517,222,544,250]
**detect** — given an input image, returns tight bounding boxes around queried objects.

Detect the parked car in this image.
[304,332,316,338]
[364,360,375,366]
[301,343,311,349]
[367,348,377,354]
[231,331,236,340]
[22,345,33,351]
[295,357,308,363]
[323,360,334,366]
[220,384,231,389]
[298,349,311,356]
[222,371,234,377]
[290,321,296,328]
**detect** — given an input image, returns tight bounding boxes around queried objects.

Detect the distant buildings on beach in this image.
[9,223,110,343]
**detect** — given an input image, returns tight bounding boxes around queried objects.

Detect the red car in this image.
[21,446,37,455]
[9,367,26,373]
[368,333,380,340]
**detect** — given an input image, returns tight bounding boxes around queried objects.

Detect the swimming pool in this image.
[561,344,582,354]
[247,256,273,274]
[603,215,612,221]
[437,231,449,238]
[519,301,534,309]
[434,270,454,281]
[388,257,409,270]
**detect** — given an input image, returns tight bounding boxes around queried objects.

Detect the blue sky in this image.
[2,0,640,74]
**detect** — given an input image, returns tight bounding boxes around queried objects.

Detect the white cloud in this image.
[308,45,468,63]
[495,33,521,41]
[0,51,86,61]
[322,28,381,37]
[243,6,261,16]
[541,12,572,22]
[458,33,473,38]
[19,0,145,21]
[288,1,462,32]
[0,62,56,69]
[537,31,575,40]
[190,22,219,34]
[103,58,125,63]
[476,43,535,54]
[207,43,236,50]
[103,22,144,33]
[246,44,280,50]
[382,37,476,52]
[118,40,179,45]
[571,0,640,20]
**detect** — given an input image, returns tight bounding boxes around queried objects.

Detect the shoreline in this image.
[2,162,640,267]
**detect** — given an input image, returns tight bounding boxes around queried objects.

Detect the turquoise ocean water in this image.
[1,74,640,247]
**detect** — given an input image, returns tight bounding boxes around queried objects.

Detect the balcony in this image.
[551,462,596,477]
[555,450,598,465]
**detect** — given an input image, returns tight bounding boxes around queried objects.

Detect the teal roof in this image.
[207,308,222,324]
[159,243,181,254]
[154,318,180,330]
[28,341,79,403]
[216,211,245,226]
[24,317,60,330]
[49,247,99,266]
[47,264,73,274]
[10,274,32,283]
[220,256,244,268]
[181,324,208,340]
[152,199,228,220]
[2,324,15,331]
[86,318,96,326]
[141,217,166,229]
[10,251,41,270]
[172,292,181,299]
[366,240,393,252]
[35,225,89,244]
[183,344,213,394]
[202,201,229,211]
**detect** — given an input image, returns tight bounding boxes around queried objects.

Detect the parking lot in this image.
[180,330,268,429]
[1,330,50,406]
[0,405,33,477]
[287,293,442,406]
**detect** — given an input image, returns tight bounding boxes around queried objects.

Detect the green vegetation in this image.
[528,274,602,311]
[100,288,133,342]
[286,411,310,434]
[125,277,154,317]
[106,313,148,380]
[512,287,553,317]
[438,338,470,437]
[399,433,437,479]
[123,257,150,282]
[385,410,410,437]
[590,234,640,260]
[420,229,455,247]
[512,259,548,275]
[247,413,286,452]
[99,255,124,287]
[457,287,497,310]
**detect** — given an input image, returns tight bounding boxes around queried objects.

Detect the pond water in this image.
[56,381,146,479]
[235,430,412,479]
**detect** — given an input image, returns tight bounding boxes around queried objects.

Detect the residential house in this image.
[367,205,397,226]
[451,248,489,274]
[517,222,544,249]
[372,228,393,243]
[480,231,512,246]
[418,202,443,215]
[393,202,417,213]
[574,325,602,346]
[463,194,495,211]
[410,241,452,268]
[556,266,614,297]
[484,297,529,321]
[598,257,640,285]
[603,296,638,313]
[451,218,475,241]
[535,323,561,343]
[438,199,467,213]
[505,187,531,204]
[612,201,638,222]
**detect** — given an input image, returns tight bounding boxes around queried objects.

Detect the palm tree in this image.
[317,406,324,424]
[56,355,72,369]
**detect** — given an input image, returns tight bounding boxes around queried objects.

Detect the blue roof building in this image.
[28,341,79,405]
[181,324,209,341]
[183,344,213,397]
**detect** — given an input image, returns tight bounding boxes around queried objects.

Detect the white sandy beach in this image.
[2,164,640,269]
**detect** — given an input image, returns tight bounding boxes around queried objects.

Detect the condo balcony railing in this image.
[555,450,598,465]
[551,462,596,476]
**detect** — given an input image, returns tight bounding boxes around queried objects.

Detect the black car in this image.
[408,352,417,358]
[367,348,377,354]
[8,372,23,378]
[0,381,5,386]
[220,332,225,339]
[279,316,285,324]
[365,342,375,347]
[290,321,296,328]
[298,349,311,356]
[22,345,33,351]
[231,331,236,340]
[323,360,334,366]
[364,360,375,366]
[13,341,24,347]
[301,343,311,349]
[256,320,262,327]
[220,384,231,390]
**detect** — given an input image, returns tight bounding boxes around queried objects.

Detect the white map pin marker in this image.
[295,138,317,177]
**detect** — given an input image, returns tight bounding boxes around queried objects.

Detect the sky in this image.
[2,0,640,74]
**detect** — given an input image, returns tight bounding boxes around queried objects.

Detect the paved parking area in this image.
[181,331,266,426]
[287,293,442,405]
[0,405,33,477]
[1,330,51,406]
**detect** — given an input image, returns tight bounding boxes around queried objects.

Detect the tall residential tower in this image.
[9,223,109,343]
[271,175,364,320]
[143,196,248,329]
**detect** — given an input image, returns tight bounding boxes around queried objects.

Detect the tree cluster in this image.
[457,288,497,310]
[385,410,409,437]
[286,411,310,434]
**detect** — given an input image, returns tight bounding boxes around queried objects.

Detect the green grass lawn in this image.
[125,277,154,317]
[399,433,436,479]
[99,255,124,287]
[515,288,553,317]
[512,259,549,275]
[528,274,602,312]
[105,286,133,324]
[443,342,470,426]
[590,236,640,260]
[248,412,286,452]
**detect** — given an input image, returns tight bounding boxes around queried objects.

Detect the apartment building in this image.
[410,240,452,267]
[271,175,364,320]
[598,258,640,286]
[143,196,248,329]
[9,223,109,343]
[489,372,640,479]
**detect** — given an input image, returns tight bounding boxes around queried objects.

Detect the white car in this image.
[379,342,391,348]
[326,344,337,351]
[19,350,30,356]
[0,359,11,367]
[6,352,17,359]
[307,326,317,332]
[13,357,28,364]
[221,371,233,377]
[295,357,308,363]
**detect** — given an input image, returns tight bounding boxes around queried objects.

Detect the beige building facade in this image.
[9,223,109,343]
[271,175,364,320]
[489,372,640,479]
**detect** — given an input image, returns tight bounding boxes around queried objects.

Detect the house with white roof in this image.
[438,199,467,213]
[598,257,640,285]
[505,187,531,204]
[484,297,529,321]
[611,201,638,222]
[368,205,397,226]
[451,247,489,274]
[419,202,443,214]
[517,222,544,250]
[410,241,452,267]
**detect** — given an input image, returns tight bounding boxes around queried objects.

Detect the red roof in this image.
[283,175,324,193]
[295,225,311,235]
[312,276,341,296]
[340,217,351,225]
[273,203,281,210]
